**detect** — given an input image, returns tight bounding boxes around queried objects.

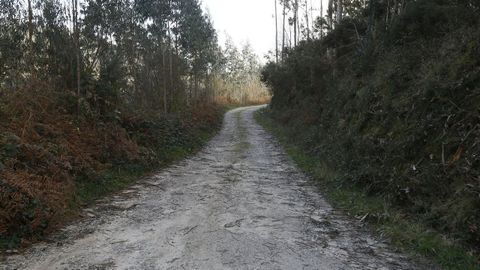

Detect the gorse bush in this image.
[262,0,480,252]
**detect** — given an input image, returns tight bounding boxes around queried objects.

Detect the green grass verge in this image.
[233,111,250,154]
[254,108,479,270]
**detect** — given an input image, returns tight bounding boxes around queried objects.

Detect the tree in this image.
[213,37,269,104]
[304,0,310,40]
[282,0,287,58]
[336,0,343,23]
[293,0,298,46]
[27,0,33,45]
[328,0,334,28]
[0,0,243,115]
[275,0,279,63]
[73,0,80,111]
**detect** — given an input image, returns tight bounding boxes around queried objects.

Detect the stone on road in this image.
[2,106,431,270]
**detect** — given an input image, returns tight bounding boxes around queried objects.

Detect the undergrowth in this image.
[0,84,224,250]
[255,108,479,270]
[260,1,480,268]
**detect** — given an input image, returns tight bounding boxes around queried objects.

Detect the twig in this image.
[21,111,33,139]
[442,143,445,166]
[183,225,198,236]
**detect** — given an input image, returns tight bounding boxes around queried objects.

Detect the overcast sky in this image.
[202,0,327,60]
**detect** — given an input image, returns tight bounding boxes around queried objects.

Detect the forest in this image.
[260,0,480,268]
[0,0,268,249]
[2,0,480,268]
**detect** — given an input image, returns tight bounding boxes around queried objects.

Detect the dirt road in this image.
[2,106,429,270]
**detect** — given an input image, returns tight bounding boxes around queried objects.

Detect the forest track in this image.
[2,106,431,270]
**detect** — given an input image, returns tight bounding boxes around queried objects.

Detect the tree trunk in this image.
[294,0,298,47]
[328,0,334,29]
[275,0,279,63]
[167,0,174,111]
[27,0,33,44]
[393,0,399,16]
[336,0,343,24]
[167,16,174,112]
[282,0,286,58]
[169,51,174,109]
[289,23,292,48]
[73,0,81,112]
[162,47,167,114]
[320,0,324,38]
[309,0,314,38]
[305,0,310,40]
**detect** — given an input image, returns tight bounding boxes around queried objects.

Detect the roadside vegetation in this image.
[213,37,271,106]
[256,109,478,269]
[261,0,480,268]
[0,0,268,250]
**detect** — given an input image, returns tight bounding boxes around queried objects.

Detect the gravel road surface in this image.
[2,106,430,270]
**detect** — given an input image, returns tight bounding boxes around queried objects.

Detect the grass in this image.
[233,111,250,154]
[254,107,479,270]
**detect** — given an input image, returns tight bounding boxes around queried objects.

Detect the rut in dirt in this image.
[2,106,433,270]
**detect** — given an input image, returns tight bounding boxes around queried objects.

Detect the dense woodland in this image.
[0,0,268,248]
[262,0,480,265]
[0,0,268,110]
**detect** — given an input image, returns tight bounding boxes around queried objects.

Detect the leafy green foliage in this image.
[261,0,480,263]
[256,108,479,270]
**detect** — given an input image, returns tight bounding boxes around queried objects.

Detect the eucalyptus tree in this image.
[0,0,25,90]
[0,0,222,115]
[36,0,73,86]
[293,0,298,46]
[274,0,279,63]
[281,0,287,57]
[174,0,217,101]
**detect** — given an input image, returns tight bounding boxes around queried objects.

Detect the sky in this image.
[201,0,276,60]
[202,0,328,60]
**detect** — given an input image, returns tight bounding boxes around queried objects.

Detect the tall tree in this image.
[0,0,230,114]
[293,0,298,46]
[336,0,343,23]
[328,0,334,28]
[320,0,324,37]
[304,0,310,40]
[281,0,287,58]
[275,0,279,63]
[27,0,33,44]
[72,0,80,107]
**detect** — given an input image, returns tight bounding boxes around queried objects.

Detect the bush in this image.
[262,0,480,251]
[0,82,223,247]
